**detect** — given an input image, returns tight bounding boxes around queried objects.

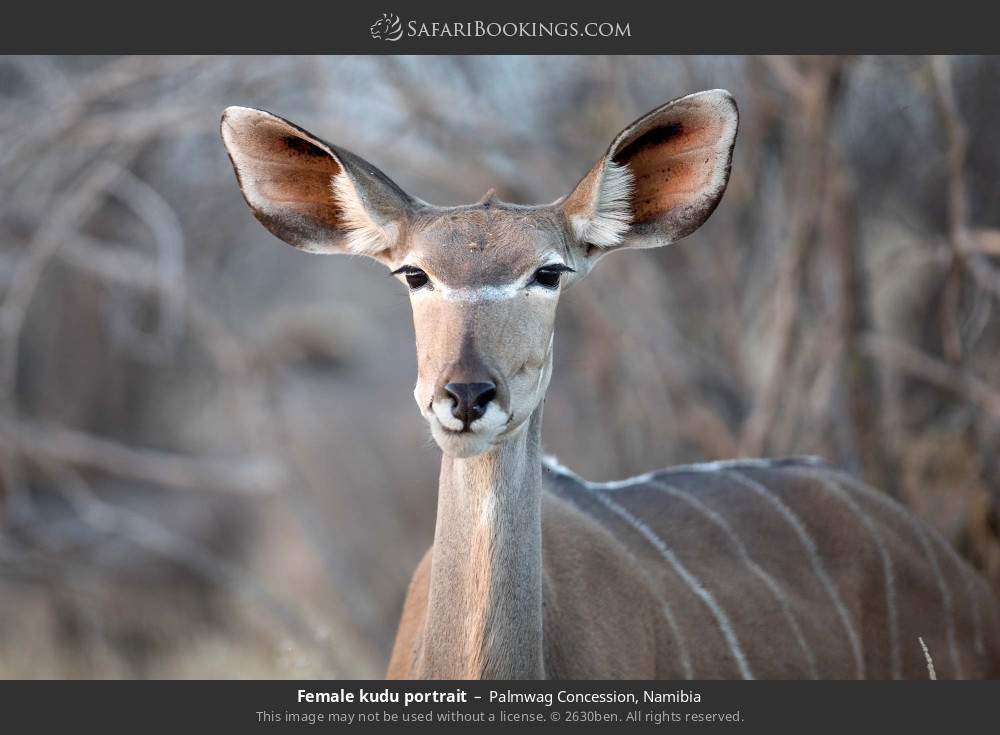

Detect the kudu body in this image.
[221,90,1000,679]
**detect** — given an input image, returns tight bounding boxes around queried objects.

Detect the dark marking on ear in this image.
[283,135,328,158]
[613,122,684,164]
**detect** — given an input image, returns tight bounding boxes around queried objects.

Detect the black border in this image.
[3,680,1000,733]
[2,3,999,53]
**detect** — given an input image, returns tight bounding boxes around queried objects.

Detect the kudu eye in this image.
[405,271,429,290]
[531,264,574,290]
[392,265,430,291]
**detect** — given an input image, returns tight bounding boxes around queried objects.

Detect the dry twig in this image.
[0,416,284,495]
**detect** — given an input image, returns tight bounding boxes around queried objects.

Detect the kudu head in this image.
[221,90,738,457]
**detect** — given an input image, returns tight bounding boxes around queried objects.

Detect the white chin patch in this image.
[430,423,494,458]
[428,400,510,457]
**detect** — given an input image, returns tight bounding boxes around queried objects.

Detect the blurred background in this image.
[0,55,998,678]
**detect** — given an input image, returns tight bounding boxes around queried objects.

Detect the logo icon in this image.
[370,13,403,41]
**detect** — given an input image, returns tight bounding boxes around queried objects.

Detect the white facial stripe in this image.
[428,284,521,302]
[398,253,568,302]
[411,283,559,302]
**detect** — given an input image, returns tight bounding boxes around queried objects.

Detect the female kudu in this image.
[221,90,1000,679]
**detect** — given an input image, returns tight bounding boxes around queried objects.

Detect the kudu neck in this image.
[420,405,545,679]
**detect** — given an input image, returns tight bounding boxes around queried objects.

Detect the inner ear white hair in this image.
[329,172,400,256]
[569,160,634,248]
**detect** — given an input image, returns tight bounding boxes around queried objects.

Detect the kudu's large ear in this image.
[220,106,414,260]
[560,89,738,255]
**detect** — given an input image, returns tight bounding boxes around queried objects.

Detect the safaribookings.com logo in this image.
[370,13,404,41]
[370,13,631,41]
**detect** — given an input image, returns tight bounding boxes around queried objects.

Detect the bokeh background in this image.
[1,55,998,678]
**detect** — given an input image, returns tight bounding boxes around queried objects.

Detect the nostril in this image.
[466,382,495,423]
[443,384,461,407]
[474,385,497,410]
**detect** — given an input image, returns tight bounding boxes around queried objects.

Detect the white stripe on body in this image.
[786,467,902,679]
[590,487,755,680]
[821,468,967,678]
[721,469,867,679]
[650,479,820,679]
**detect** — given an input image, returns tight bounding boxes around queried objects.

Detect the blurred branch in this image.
[862,333,1000,419]
[967,229,1000,257]
[102,167,186,362]
[930,57,970,252]
[34,227,389,656]
[0,415,283,495]
[930,56,970,362]
[36,461,367,677]
[375,57,565,201]
[0,56,210,175]
[741,57,845,455]
[0,161,126,407]
[762,56,811,101]
[0,161,131,526]
[966,254,1000,301]
[51,233,326,446]
[821,170,873,475]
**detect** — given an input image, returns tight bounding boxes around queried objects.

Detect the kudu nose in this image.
[444,382,497,429]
